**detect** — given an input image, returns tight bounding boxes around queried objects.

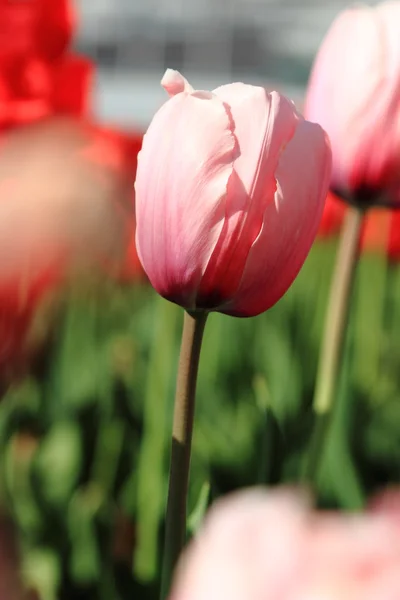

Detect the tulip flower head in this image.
[305,1,400,208]
[0,116,134,373]
[170,488,400,600]
[135,70,331,317]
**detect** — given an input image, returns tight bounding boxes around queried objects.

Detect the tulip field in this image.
[2,238,400,598]
[2,0,400,599]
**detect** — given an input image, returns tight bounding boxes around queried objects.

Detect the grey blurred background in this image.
[73,0,375,128]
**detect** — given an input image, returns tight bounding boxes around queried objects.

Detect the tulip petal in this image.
[226,119,331,316]
[197,88,299,308]
[37,0,75,60]
[135,89,237,308]
[170,488,400,600]
[305,7,381,189]
[305,2,400,197]
[161,69,194,97]
[171,490,309,600]
[213,85,299,199]
[352,1,400,194]
[52,54,94,118]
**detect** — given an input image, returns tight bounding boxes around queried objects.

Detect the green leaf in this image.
[34,420,81,507]
[187,481,211,536]
[22,548,60,600]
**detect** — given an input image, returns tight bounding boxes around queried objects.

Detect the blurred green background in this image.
[1,236,399,599]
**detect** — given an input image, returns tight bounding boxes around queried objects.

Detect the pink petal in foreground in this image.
[170,488,400,600]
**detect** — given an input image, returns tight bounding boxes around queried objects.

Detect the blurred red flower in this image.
[0,0,92,129]
[362,209,400,263]
[0,0,74,63]
[318,190,400,262]
[318,190,347,238]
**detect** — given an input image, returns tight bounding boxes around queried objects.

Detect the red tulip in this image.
[305,1,400,208]
[135,69,331,317]
[0,0,92,129]
[0,0,74,64]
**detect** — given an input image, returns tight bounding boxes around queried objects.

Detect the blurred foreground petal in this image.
[170,488,400,600]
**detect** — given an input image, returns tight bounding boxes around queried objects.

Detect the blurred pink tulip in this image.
[0,116,132,287]
[135,69,331,317]
[0,116,133,375]
[305,1,400,207]
[170,488,400,600]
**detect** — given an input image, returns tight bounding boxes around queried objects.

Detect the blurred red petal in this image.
[82,126,142,181]
[387,211,400,262]
[0,2,36,62]
[0,0,80,130]
[361,210,390,254]
[318,190,346,238]
[52,54,94,117]
[0,58,52,129]
[84,126,145,282]
[117,229,146,282]
[20,57,51,98]
[0,0,75,63]
[35,0,75,60]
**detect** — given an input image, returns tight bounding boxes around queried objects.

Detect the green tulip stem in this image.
[304,204,364,486]
[161,310,208,599]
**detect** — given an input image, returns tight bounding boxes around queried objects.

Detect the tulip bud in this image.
[135,70,331,317]
[305,1,400,208]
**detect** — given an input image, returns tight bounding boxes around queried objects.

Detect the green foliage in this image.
[1,242,400,598]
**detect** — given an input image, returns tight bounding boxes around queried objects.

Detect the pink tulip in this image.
[169,488,400,600]
[0,116,133,375]
[135,70,331,317]
[305,1,400,207]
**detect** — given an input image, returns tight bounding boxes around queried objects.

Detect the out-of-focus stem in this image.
[303,205,364,485]
[160,310,208,600]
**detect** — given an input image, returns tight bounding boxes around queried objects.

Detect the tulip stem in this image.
[303,204,364,486]
[161,310,208,599]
